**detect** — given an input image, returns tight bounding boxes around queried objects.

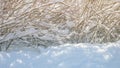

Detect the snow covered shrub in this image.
[0,0,120,50]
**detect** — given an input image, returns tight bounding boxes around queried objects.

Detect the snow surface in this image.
[0,41,120,68]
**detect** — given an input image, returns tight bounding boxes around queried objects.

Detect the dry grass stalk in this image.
[0,0,120,48]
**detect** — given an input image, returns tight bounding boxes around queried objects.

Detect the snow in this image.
[0,28,38,43]
[0,41,120,68]
[0,0,120,68]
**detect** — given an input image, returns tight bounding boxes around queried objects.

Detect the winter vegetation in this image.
[0,0,120,50]
[0,0,120,68]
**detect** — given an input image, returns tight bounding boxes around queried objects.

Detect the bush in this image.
[0,0,120,50]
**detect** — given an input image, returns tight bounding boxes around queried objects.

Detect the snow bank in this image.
[0,41,120,68]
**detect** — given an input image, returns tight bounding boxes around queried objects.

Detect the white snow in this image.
[0,41,120,68]
[0,0,120,68]
[0,28,38,43]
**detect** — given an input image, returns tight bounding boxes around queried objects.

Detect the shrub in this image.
[0,0,120,50]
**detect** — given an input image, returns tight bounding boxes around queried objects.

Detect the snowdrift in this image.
[0,41,120,68]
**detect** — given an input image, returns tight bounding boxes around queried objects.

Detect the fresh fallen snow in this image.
[0,41,120,68]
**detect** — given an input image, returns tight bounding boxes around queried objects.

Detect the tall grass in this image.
[0,0,120,50]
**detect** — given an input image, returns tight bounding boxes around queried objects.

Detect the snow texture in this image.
[0,41,120,68]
